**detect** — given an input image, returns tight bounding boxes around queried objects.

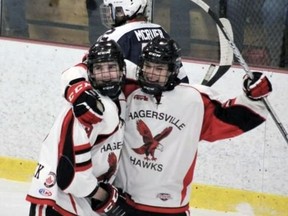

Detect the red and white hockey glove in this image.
[65,80,104,127]
[243,72,272,100]
[92,183,126,216]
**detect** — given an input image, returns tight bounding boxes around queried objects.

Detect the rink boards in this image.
[0,38,288,215]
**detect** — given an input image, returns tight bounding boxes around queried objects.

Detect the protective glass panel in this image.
[0,0,288,69]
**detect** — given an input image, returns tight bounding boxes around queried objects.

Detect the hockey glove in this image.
[66,80,104,127]
[92,183,126,216]
[243,72,272,100]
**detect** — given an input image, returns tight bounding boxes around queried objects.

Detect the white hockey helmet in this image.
[100,0,148,27]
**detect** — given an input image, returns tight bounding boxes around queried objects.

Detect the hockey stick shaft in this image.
[217,18,233,66]
[205,65,230,86]
[205,18,234,86]
[201,18,233,86]
[191,0,253,78]
[191,0,288,144]
[262,98,288,142]
[201,64,216,85]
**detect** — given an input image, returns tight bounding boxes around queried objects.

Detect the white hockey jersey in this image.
[26,64,126,216]
[114,83,267,213]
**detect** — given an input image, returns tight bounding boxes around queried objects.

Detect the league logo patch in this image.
[39,188,52,197]
[156,193,172,201]
[44,172,56,188]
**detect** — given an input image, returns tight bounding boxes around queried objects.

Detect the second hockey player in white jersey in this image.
[26,40,127,216]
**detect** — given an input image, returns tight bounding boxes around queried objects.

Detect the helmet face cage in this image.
[101,0,148,27]
[99,3,114,29]
[87,40,126,99]
[138,37,181,95]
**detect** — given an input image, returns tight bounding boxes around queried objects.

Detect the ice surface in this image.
[0,179,249,216]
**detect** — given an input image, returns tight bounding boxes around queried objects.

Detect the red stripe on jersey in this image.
[74,143,91,152]
[39,205,43,216]
[126,197,189,214]
[69,193,78,214]
[181,152,197,205]
[75,161,92,172]
[26,195,77,216]
[58,110,74,161]
[26,195,55,206]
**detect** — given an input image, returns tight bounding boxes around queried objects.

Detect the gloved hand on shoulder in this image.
[243,71,272,100]
[65,79,104,127]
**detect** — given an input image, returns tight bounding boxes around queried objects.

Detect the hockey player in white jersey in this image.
[26,40,127,216]
[98,0,189,83]
[112,37,273,215]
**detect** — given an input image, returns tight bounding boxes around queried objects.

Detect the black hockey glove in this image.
[243,72,272,100]
[92,183,126,216]
[65,80,104,127]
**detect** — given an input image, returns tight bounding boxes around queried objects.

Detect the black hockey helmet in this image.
[138,37,181,95]
[87,40,126,99]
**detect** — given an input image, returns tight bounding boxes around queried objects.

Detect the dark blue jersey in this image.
[98,21,170,66]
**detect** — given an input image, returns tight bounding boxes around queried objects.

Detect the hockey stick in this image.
[201,18,233,86]
[201,64,216,85]
[205,18,234,86]
[191,0,288,144]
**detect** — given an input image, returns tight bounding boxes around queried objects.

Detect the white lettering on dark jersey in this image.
[129,110,186,130]
[134,29,165,41]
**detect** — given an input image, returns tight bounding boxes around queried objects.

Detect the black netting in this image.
[154,0,288,69]
[226,0,288,67]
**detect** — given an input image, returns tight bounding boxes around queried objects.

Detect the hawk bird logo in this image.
[132,120,173,161]
[97,152,117,182]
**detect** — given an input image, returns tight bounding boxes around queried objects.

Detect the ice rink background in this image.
[0,38,288,215]
[0,179,249,216]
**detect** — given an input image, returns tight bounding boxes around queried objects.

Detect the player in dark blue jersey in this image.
[99,0,189,83]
